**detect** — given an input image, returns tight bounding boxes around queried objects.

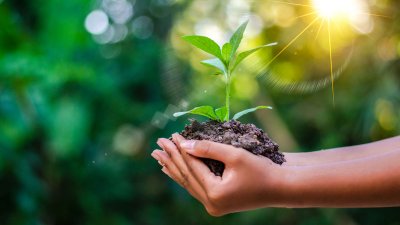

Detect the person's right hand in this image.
[151,134,291,216]
[152,135,400,214]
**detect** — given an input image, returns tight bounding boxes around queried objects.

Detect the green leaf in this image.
[201,58,226,74]
[215,106,228,122]
[232,106,273,120]
[222,43,233,63]
[173,106,219,121]
[182,35,222,59]
[229,21,248,59]
[231,42,277,72]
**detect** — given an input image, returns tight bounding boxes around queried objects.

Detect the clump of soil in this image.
[177,119,285,176]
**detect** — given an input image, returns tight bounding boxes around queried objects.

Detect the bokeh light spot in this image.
[85,10,109,35]
[375,99,396,131]
[151,112,169,129]
[271,4,295,27]
[131,16,154,39]
[102,0,134,24]
[195,19,227,46]
[93,25,115,44]
[246,15,264,38]
[113,124,144,156]
[111,25,129,43]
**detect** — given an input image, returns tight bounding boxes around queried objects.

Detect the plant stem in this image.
[225,71,231,121]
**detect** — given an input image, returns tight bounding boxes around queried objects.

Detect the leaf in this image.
[182,35,222,59]
[222,43,233,63]
[231,42,278,72]
[215,106,228,122]
[229,21,248,59]
[201,58,226,74]
[173,106,219,121]
[232,106,273,120]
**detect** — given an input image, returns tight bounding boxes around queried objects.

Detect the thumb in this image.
[180,139,241,163]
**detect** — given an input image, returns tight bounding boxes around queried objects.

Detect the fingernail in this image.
[180,140,196,150]
[151,152,160,161]
[158,161,165,167]
[171,133,181,144]
[156,139,165,149]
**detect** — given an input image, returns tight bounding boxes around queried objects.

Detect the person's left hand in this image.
[151,134,290,216]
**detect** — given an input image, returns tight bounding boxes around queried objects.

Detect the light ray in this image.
[270,0,313,8]
[314,18,324,40]
[260,43,354,94]
[328,20,335,104]
[294,12,317,20]
[259,17,319,77]
[259,0,387,102]
[355,12,391,19]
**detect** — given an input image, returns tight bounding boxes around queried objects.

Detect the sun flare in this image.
[259,0,378,103]
[312,0,363,20]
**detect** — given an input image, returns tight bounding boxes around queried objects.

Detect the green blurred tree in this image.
[0,0,399,224]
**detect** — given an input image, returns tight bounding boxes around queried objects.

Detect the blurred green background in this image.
[0,0,399,224]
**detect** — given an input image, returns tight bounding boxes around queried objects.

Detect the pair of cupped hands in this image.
[151,133,288,216]
[151,134,400,215]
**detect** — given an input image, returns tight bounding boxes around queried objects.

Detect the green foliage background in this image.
[0,0,399,224]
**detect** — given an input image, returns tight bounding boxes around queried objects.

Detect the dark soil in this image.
[177,119,285,176]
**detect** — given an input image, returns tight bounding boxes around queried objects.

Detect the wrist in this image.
[264,162,301,208]
[276,163,332,208]
[284,152,322,166]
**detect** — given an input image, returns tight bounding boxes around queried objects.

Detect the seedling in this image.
[173,21,277,122]
[168,21,285,176]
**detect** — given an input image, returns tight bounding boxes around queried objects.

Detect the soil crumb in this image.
[177,119,285,176]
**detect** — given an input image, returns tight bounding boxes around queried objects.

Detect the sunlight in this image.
[312,0,363,20]
[258,0,376,103]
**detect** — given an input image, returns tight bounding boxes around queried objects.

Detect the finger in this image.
[151,150,181,180]
[153,150,204,201]
[185,152,221,190]
[161,167,206,204]
[161,166,173,179]
[155,141,210,203]
[173,134,221,189]
[157,138,190,178]
[178,139,243,165]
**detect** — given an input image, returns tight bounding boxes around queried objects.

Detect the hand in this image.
[152,135,400,212]
[151,134,290,216]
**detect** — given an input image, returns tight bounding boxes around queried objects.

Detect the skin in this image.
[151,135,400,216]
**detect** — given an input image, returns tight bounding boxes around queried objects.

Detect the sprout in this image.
[174,21,277,122]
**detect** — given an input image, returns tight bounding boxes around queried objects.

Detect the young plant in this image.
[174,21,277,122]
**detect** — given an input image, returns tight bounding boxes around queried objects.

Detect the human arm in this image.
[152,134,289,215]
[284,149,400,208]
[151,135,400,216]
[285,136,400,166]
